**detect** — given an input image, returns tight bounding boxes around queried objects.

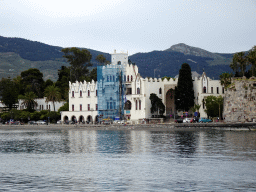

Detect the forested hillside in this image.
[0,36,237,80]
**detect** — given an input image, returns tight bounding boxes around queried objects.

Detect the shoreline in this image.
[0,122,256,131]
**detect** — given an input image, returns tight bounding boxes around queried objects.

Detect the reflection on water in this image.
[0,128,256,191]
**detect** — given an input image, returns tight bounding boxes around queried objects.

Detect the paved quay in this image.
[0,122,256,131]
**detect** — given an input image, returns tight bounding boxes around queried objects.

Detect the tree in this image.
[62,47,92,82]
[20,91,38,112]
[191,104,201,113]
[175,63,195,112]
[96,54,107,65]
[55,66,70,100]
[20,68,45,97]
[204,95,223,118]
[230,52,247,77]
[149,93,165,116]
[247,46,256,77]
[0,78,19,110]
[219,72,232,90]
[44,85,61,112]
[58,102,69,113]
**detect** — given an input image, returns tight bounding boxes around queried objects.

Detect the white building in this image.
[61,50,224,123]
[0,98,65,112]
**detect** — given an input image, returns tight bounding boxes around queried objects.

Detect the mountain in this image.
[0,36,237,80]
[129,43,234,79]
[0,36,111,81]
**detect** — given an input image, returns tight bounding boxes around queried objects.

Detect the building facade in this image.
[61,50,224,123]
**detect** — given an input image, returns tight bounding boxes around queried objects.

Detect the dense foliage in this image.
[62,47,93,82]
[229,46,256,78]
[149,93,165,116]
[204,95,223,118]
[175,63,195,112]
[0,77,19,110]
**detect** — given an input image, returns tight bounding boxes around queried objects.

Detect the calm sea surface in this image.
[0,127,255,191]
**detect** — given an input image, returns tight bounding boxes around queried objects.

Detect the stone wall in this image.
[223,77,256,122]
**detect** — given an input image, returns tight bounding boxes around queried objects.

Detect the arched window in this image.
[159,88,162,94]
[131,75,133,81]
[137,88,140,94]
[113,75,115,82]
[80,90,82,97]
[117,61,121,65]
[203,99,205,109]
[127,75,129,82]
[88,90,90,97]
[96,90,98,96]
[72,91,74,97]
[124,75,126,82]
[124,100,132,110]
[203,86,206,93]
[110,75,112,82]
[136,100,138,110]
[139,100,141,110]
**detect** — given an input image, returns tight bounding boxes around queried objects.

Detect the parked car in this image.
[28,121,37,125]
[183,118,192,123]
[57,120,62,124]
[175,117,183,123]
[190,117,199,123]
[37,120,46,125]
[198,117,212,123]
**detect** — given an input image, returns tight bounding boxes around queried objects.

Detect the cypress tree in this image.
[175,63,194,112]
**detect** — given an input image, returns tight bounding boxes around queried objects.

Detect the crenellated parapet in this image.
[69,80,97,93]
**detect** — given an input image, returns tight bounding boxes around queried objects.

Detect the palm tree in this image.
[44,85,61,111]
[230,52,247,77]
[247,46,256,77]
[219,72,232,90]
[20,92,38,111]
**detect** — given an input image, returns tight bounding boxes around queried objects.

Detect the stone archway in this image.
[79,115,85,124]
[87,115,93,124]
[63,116,69,124]
[71,116,77,123]
[95,115,99,124]
[166,89,175,118]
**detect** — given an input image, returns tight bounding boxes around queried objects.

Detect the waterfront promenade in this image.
[1,122,256,131]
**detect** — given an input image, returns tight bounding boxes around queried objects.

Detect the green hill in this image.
[0,36,241,81]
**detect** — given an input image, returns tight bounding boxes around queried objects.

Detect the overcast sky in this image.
[1,0,255,55]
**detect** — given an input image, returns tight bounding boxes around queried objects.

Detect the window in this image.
[127,75,129,82]
[96,90,98,96]
[96,104,98,110]
[124,101,132,110]
[107,76,109,82]
[203,86,206,93]
[113,102,116,109]
[217,87,219,94]
[211,87,213,94]
[159,88,162,94]
[80,104,82,111]
[72,105,74,111]
[139,100,141,110]
[131,75,133,81]
[72,91,74,97]
[113,75,115,82]
[42,105,44,110]
[124,75,126,82]
[110,102,113,109]
[126,88,132,95]
[80,90,82,97]
[88,90,90,97]
[110,75,112,82]
[137,88,140,94]
[118,61,121,65]
[88,104,90,111]
[203,99,205,109]
[46,105,48,110]
[49,105,50,111]
[136,100,138,110]
[107,102,109,109]
[222,87,224,94]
